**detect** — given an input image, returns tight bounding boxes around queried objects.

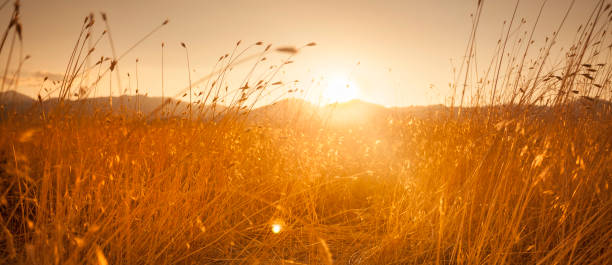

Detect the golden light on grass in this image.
[1,1,611,264]
[95,246,108,265]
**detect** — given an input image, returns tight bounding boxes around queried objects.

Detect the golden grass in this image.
[1,0,612,264]
[1,98,610,264]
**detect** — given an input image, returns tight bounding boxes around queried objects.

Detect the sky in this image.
[0,0,599,106]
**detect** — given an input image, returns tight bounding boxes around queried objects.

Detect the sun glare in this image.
[323,76,360,103]
[271,223,282,234]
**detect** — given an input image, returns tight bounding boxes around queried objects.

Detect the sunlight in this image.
[323,76,360,103]
[3,1,610,264]
[271,223,282,234]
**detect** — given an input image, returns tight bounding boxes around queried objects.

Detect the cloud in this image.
[2,70,64,88]
[28,71,64,82]
[0,70,65,97]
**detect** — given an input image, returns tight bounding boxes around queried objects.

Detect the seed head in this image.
[276,46,298,54]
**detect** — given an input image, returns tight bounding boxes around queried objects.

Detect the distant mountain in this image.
[0,90,35,104]
[65,95,227,118]
[320,99,388,124]
[5,91,606,124]
[247,98,321,124]
[246,98,445,126]
[0,91,226,119]
[0,92,453,124]
[246,98,400,126]
[0,91,36,112]
[389,104,449,118]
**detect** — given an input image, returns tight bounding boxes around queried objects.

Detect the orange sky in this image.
[0,0,596,106]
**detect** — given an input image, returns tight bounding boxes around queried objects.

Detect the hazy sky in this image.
[0,0,598,106]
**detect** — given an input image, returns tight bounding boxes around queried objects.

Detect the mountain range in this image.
[0,91,449,124]
[1,91,609,124]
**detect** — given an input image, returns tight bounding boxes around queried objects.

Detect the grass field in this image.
[1,1,612,264]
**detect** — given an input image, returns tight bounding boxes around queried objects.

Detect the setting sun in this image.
[323,76,360,103]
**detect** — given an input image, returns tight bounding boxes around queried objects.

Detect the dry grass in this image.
[1,0,612,264]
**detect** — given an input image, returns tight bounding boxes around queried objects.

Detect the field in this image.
[1,1,612,264]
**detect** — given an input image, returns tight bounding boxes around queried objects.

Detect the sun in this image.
[323,76,360,103]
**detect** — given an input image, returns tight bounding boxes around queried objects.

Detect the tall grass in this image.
[1,0,611,264]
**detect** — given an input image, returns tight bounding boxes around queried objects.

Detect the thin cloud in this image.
[0,70,65,97]
[28,71,64,82]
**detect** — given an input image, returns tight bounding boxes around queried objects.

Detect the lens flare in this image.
[271,223,282,234]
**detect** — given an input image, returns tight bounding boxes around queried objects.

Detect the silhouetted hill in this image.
[0,91,36,113]
[3,91,609,124]
[247,98,397,126]
[248,98,321,124]
[0,92,227,119]
[320,99,389,125]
